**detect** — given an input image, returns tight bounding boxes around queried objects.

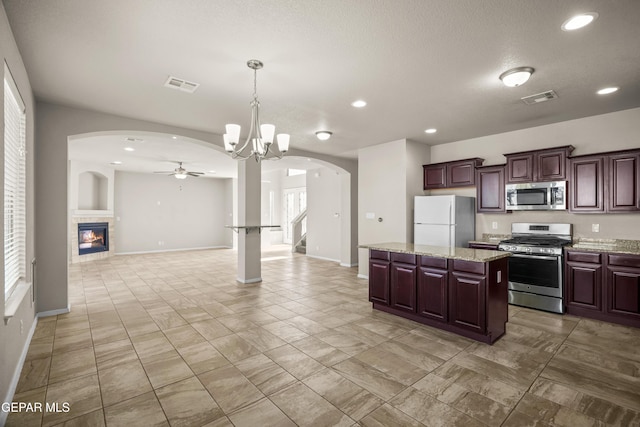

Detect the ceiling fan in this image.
[153,161,204,179]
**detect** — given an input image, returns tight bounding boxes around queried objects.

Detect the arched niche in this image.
[78,171,108,210]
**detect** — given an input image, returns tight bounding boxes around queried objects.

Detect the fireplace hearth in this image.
[78,222,109,255]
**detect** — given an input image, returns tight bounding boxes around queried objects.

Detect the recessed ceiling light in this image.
[499,67,534,87]
[425,128,437,134]
[597,87,619,95]
[124,147,135,152]
[315,131,332,141]
[351,100,367,108]
[208,170,216,174]
[110,161,122,165]
[561,13,598,31]
[172,136,178,139]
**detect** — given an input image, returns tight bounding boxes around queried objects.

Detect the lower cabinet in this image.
[368,249,508,344]
[565,250,640,328]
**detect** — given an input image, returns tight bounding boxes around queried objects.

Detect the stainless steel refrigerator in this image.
[414,195,475,247]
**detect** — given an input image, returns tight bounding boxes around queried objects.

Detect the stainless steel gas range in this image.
[498,223,572,314]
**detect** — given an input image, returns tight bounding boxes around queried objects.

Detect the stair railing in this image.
[291,209,307,253]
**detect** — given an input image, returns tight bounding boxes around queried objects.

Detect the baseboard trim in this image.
[306,254,341,263]
[1,315,38,426]
[236,277,262,284]
[116,246,231,255]
[37,305,71,318]
[340,262,359,268]
[357,274,369,280]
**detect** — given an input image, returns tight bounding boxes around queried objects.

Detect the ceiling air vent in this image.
[164,76,200,93]
[521,90,558,105]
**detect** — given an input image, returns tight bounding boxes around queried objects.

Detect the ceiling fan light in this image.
[260,124,275,144]
[277,134,290,152]
[499,67,534,87]
[315,131,332,141]
[175,173,188,180]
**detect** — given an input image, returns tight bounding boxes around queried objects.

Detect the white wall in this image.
[1,2,37,420]
[306,167,342,262]
[114,171,231,253]
[69,160,115,213]
[430,107,640,240]
[357,139,430,277]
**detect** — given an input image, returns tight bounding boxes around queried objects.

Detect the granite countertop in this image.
[360,242,511,262]
[468,233,510,246]
[567,238,640,256]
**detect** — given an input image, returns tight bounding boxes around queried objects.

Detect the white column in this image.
[237,159,262,283]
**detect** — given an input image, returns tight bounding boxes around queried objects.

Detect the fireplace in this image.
[78,222,109,255]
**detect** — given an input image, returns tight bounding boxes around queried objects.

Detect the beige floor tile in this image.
[216,314,258,332]
[261,320,310,342]
[90,323,129,346]
[15,356,51,393]
[5,386,46,427]
[155,376,224,427]
[43,374,102,427]
[332,358,406,401]
[359,403,424,427]
[303,368,384,421]
[198,365,264,413]
[139,350,194,389]
[355,346,429,385]
[54,409,105,427]
[98,359,152,407]
[147,308,188,330]
[237,327,287,352]
[49,347,97,384]
[284,315,329,335]
[291,336,351,367]
[130,331,174,359]
[176,341,230,374]
[94,339,138,371]
[25,336,55,361]
[314,330,371,356]
[227,398,296,427]
[209,334,261,363]
[52,329,93,354]
[32,318,57,340]
[234,353,297,395]
[191,319,233,341]
[162,324,206,349]
[514,393,605,427]
[103,391,168,427]
[265,344,325,380]
[270,382,355,427]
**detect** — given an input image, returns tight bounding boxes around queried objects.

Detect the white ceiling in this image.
[4,0,640,173]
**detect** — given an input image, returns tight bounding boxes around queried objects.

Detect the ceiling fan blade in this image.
[189,172,204,175]
[186,172,201,177]
[153,171,174,174]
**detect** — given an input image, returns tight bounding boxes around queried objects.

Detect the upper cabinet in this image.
[505,146,574,183]
[569,149,640,213]
[476,164,506,213]
[423,158,484,190]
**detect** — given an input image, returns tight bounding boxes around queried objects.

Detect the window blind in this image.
[4,71,26,301]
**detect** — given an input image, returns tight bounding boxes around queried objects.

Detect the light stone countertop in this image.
[468,233,510,246]
[567,238,640,256]
[360,242,511,262]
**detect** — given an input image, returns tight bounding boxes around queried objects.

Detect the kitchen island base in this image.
[366,244,510,345]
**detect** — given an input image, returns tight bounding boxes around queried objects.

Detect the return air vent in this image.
[164,75,200,93]
[521,90,558,105]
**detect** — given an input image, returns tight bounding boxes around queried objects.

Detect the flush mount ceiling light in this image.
[124,147,135,152]
[425,128,437,134]
[597,87,619,95]
[499,67,534,87]
[223,60,290,162]
[110,161,122,165]
[315,131,333,141]
[562,13,598,31]
[351,100,367,108]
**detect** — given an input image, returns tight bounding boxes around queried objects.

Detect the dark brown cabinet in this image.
[608,152,640,212]
[476,165,506,213]
[368,248,508,344]
[569,155,605,212]
[369,250,390,305]
[450,272,486,333]
[417,256,448,322]
[565,250,640,328]
[506,146,573,183]
[390,253,417,313]
[570,150,640,213]
[423,158,484,190]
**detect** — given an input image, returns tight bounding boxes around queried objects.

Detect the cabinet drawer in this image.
[370,250,389,261]
[608,254,640,268]
[391,252,416,265]
[453,260,485,275]
[566,251,601,264]
[420,256,447,269]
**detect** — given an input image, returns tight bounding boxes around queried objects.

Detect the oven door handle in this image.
[510,253,558,261]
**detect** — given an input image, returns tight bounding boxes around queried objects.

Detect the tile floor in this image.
[6,246,640,426]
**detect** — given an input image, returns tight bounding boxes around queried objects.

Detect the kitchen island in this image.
[361,242,511,344]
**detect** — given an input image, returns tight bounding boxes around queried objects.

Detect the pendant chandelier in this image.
[223,60,290,162]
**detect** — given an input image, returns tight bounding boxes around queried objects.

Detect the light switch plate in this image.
[366,212,375,219]
[592,224,600,232]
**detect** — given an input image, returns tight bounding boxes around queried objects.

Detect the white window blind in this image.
[4,67,27,301]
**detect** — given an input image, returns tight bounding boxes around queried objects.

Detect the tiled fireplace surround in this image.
[70,216,115,264]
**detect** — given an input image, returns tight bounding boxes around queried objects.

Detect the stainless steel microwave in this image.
[505,181,566,210]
